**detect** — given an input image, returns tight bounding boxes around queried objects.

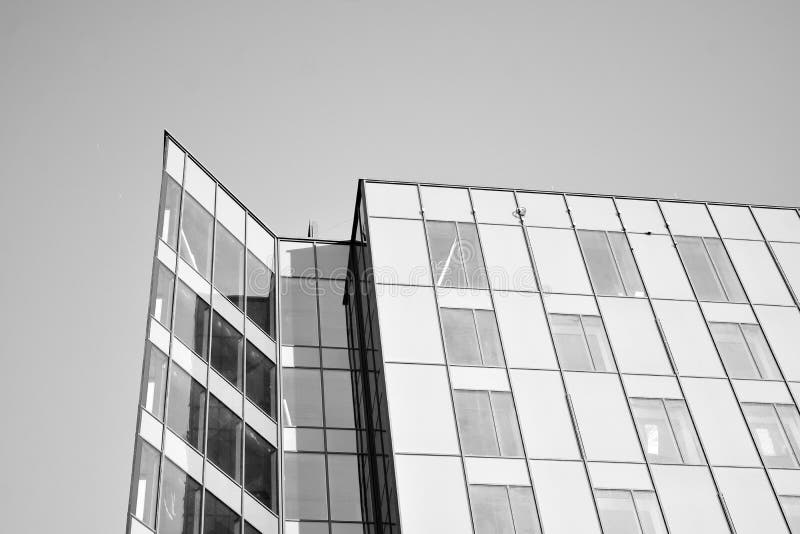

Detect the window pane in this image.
[675,236,726,301]
[596,490,642,534]
[454,390,499,456]
[743,403,798,468]
[166,365,206,452]
[328,454,362,521]
[507,486,542,534]
[318,279,348,347]
[246,251,276,338]
[664,400,704,464]
[608,232,645,297]
[203,491,240,534]
[709,323,760,379]
[210,313,243,388]
[475,310,505,366]
[245,425,277,512]
[281,278,319,346]
[159,177,182,248]
[632,491,668,534]
[245,342,276,417]
[741,324,781,380]
[159,460,202,534]
[441,308,482,365]
[704,238,746,303]
[283,369,323,427]
[214,223,245,309]
[581,316,616,372]
[781,495,800,534]
[284,453,328,520]
[427,221,466,287]
[180,193,214,279]
[174,281,211,359]
[459,223,489,288]
[129,439,160,528]
[469,485,515,534]
[630,398,681,464]
[207,395,242,482]
[578,230,625,296]
[777,405,800,464]
[551,314,593,371]
[323,370,355,428]
[491,392,524,457]
[151,262,175,327]
[140,344,168,419]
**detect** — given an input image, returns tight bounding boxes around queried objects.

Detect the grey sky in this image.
[1,1,798,532]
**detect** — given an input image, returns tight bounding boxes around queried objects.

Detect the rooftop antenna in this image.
[307,220,318,238]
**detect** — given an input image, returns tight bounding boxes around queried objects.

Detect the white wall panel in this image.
[530,460,601,534]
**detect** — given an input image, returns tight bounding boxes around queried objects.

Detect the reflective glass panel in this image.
[246,250,276,338]
[159,177,182,249]
[454,390,499,456]
[180,193,214,279]
[174,280,211,359]
[323,370,355,428]
[781,495,800,534]
[741,324,781,380]
[632,491,668,534]
[710,323,761,379]
[129,439,160,528]
[328,454,362,521]
[210,313,243,388]
[630,398,682,464]
[214,223,244,309]
[607,232,646,297]
[281,278,319,346]
[551,314,593,371]
[159,460,202,534]
[508,486,542,534]
[470,485,515,534]
[207,395,242,482]
[245,425,277,511]
[475,310,505,366]
[578,230,625,296]
[166,365,206,452]
[743,403,798,468]
[151,262,175,327]
[318,279,348,347]
[140,344,168,419]
[664,400,704,464]
[491,391,524,456]
[675,236,726,301]
[427,221,467,287]
[704,238,746,302]
[203,491,240,534]
[582,316,616,372]
[596,490,642,534]
[441,308,482,365]
[245,341,276,417]
[283,368,323,427]
[284,453,328,520]
[777,405,800,464]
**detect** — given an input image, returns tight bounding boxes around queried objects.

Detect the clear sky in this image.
[1,1,799,532]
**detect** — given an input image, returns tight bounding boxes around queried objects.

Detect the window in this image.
[630,398,703,464]
[675,236,746,302]
[207,395,242,482]
[595,489,667,534]
[179,193,214,280]
[210,314,243,388]
[283,368,323,427]
[328,454,362,521]
[469,485,542,534]
[323,370,355,428]
[158,177,182,249]
[577,230,644,297]
[166,365,206,452]
[453,390,523,456]
[780,495,800,534]
[158,459,202,534]
[174,280,211,359]
[214,223,245,309]
[440,308,504,366]
[550,314,615,372]
[129,439,160,528]
[318,279,348,347]
[426,221,488,289]
[203,491,240,534]
[245,341,276,418]
[709,322,781,380]
[246,250,276,338]
[140,344,168,419]
[150,262,175,327]
[245,425,277,512]
[284,453,328,520]
[281,278,319,346]
[743,403,800,468]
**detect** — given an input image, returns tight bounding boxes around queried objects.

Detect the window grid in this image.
[675,235,746,303]
[709,321,781,380]
[440,307,505,367]
[577,229,645,297]
[630,397,704,465]
[549,313,616,372]
[743,402,800,469]
[595,489,668,534]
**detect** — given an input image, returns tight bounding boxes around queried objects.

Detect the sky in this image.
[1,1,799,532]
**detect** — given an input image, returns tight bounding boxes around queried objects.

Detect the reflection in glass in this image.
[676,236,745,303]
[550,314,615,372]
[476,310,505,366]
[281,278,319,346]
[214,223,244,309]
[491,392,524,457]
[327,454,362,521]
[780,495,800,534]
[284,453,328,520]
[743,403,798,468]
[664,400,704,464]
[245,342,276,418]
[426,221,488,288]
[323,370,355,428]
[441,308,505,367]
[578,230,645,297]
[179,193,214,280]
[207,395,242,482]
[630,398,703,464]
[158,177,182,249]
[245,425,277,512]
[508,486,542,534]
[596,489,642,534]
[470,485,515,534]
[246,251,276,338]
[283,368,323,427]
[632,491,669,534]
[174,281,211,359]
[454,390,523,457]
[710,322,780,379]
[129,439,160,528]
[210,313,243,389]
[318,280,349,347]
[203,491,240,534]
[150,261,175,327]
[159,460,202,534]
[140,344,168,419]
[166,365,206,452]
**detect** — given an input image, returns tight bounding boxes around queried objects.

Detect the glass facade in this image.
[130,134,800,534]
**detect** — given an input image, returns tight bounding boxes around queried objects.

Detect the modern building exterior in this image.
[129,132,800,534]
